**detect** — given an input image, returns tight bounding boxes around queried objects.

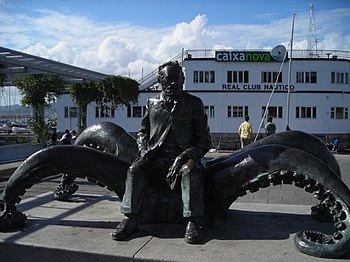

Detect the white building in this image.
[55,48,350,149]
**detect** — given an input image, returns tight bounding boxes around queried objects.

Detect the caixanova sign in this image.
[215,51,284,62]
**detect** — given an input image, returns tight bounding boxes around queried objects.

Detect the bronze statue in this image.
[1,62,350,258]
[113,61,211,244]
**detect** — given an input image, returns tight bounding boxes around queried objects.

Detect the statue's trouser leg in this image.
[121,158,205,219]
[181,160,204,218]
[121,158,157,215]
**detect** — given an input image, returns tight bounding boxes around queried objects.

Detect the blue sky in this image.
[1,0,350,105]
[2,0,349,26]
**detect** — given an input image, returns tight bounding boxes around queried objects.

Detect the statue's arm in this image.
[137,99,150,158]
[167,98,211,183]
[185,98,212,159]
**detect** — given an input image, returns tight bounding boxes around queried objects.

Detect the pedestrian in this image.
[47,133,61,147]
[59,129,72,145]
[70,130,77,142]
[112,61,211,244]
[265,116,276,137]
[238,115,252,148]
[332,138,340,151]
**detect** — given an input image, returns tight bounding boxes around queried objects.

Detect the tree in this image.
[69,81,102,133]
[13,74,66,143]
[103,75,139,107]
[0,64,7,97]
[70,76,139,132]
[0,63,6,87]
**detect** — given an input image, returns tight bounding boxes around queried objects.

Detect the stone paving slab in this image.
[1,192,349,261]
[0,161,23,182]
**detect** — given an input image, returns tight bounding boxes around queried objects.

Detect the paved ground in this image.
[0,152,350,261]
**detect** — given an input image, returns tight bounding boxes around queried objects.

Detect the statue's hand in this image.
[166,170,177,189]
[166,151,190,189]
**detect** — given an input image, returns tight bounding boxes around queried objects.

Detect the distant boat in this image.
[0,121,31,134]
[11,126,31,134]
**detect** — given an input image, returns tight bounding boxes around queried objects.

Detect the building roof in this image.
[0,46,109,85]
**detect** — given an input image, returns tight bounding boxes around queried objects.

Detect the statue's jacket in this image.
[137,91,212,160]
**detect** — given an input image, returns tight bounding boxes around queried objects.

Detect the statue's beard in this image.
[163,86,182,101]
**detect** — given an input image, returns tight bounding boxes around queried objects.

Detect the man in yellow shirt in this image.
[238,115,253,148]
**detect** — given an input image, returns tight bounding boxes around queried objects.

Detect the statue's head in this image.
[158,61,184,100]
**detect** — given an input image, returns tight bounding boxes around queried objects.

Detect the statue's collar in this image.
[160,91,184,112]
[160,91,184,103]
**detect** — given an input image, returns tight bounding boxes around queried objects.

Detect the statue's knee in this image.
[182,159,205,171]
[129,158,147,173]
[179,159,193,175]
[181,159,205,177]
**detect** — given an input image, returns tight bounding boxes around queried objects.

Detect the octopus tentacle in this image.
[294,192,350,258]
[74,121,138,163]
[205,144,350,258]
[209,130,341,178]
[0,145,130,230]
[207,130,341,224]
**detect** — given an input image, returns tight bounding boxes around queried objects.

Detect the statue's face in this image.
[160,64,184,99]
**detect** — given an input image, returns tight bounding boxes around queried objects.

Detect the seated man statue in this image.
[112,61,212,244]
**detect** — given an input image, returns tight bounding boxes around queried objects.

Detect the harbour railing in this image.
[184,49,350,60]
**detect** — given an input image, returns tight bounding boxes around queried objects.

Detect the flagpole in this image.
[286,14,295,131]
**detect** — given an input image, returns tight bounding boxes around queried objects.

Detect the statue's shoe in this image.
[53,183,79,201]
[112,218,138,241]
[184,221,202,244]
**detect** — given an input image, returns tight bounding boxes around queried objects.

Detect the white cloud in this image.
[0,6,349,81]
[155,15,207,60]
[320,33,350,50]
[97,36,137,67]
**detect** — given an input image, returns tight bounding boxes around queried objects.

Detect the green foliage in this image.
[69,81,102,105]
[13,74,65,143]
[70,76,139,131]
[0,63,6,92]
[0,64,6,89]
[69,81,102,132]
[27,115,57,144]
[13,74,66,107]
[15,137,27,144]
[103,76,139,107]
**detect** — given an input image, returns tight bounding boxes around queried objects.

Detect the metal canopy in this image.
[0,46,109,84]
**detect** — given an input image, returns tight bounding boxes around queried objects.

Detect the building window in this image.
[210,71,215,83]
[95,105,115,118]
[193,70,215,83]
[193,71,198,83]
[262,106,283,118]
[261,71,282,83]
[227,71,249,83]
[296,71,317,83]
[227,106,248,118]
[199,71,204,82]
[331,72,349,84]
[296,106,317,119]
[204,105,215,118]
[331,107,348,119]
[127,105,147,118]
[64,107,77,118]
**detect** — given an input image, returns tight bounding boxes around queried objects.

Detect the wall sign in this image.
[222,84,295,91]
[215,51,287,62]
